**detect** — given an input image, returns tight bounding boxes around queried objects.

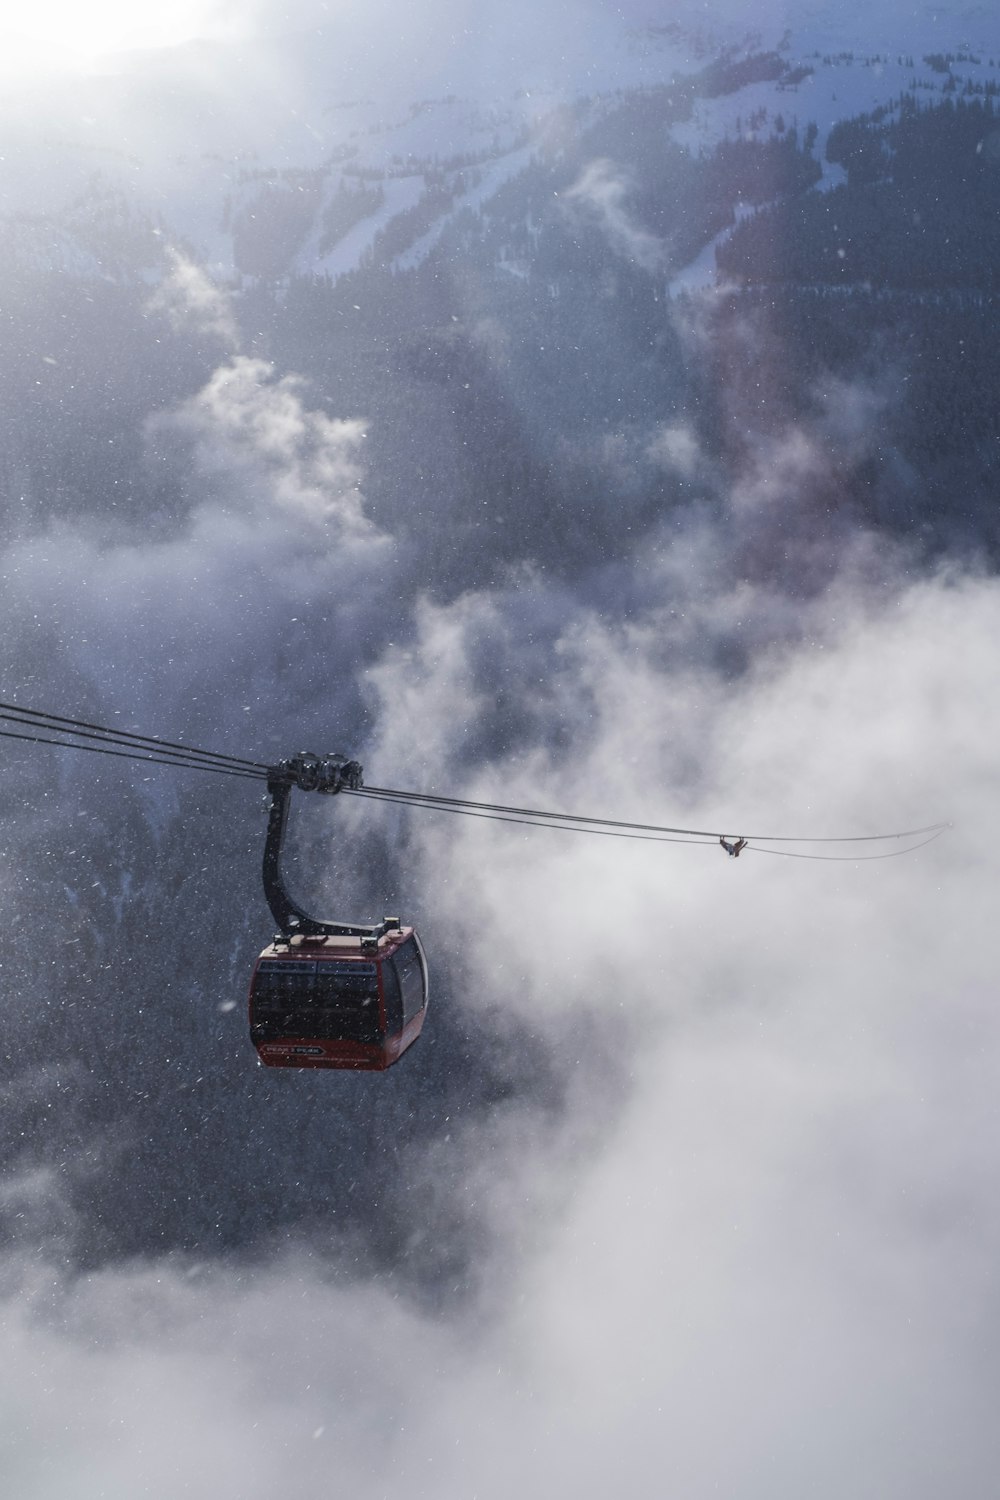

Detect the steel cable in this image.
[349,788,948,859]
[0,697,948,855]
[0,725,266,780]
[0,700,266,772]
[350,786,949,848]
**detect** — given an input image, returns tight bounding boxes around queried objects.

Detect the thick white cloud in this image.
[1,567,997,1497]
[565,158,667,273]
[162,356,372,531]
[0,353,390,749]
[147,248,240,349]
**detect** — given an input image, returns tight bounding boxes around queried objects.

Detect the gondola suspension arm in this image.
[263,753,397,941]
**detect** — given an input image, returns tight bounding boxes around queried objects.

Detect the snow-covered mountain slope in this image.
[1,1,998,287]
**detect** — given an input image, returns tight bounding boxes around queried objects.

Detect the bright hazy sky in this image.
[0,0,245,66]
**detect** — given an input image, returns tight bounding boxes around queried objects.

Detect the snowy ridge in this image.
[669,47,1000,292]
[1,7,998,288]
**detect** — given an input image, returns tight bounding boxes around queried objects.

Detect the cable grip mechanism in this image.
[268,751,363,795]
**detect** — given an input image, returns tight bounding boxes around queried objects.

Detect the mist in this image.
[3,567,996,1497]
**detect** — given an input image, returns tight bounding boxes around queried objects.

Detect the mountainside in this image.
[4,8,1000,285]
[4,46,999,574]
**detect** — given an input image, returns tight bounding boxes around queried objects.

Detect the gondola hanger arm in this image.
[262,753,390,939]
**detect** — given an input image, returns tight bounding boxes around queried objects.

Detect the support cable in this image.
[349,786,948,848]
[0,724,266,780]
[352,787,721,847]
[747,828,947,861]
[0,697,948,855]
[0,701,266,773]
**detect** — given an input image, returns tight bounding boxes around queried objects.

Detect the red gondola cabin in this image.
[249,925,428,1070]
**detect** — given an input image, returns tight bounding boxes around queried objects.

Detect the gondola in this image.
[248,754,428,1071]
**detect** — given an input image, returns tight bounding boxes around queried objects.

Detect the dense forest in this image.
[718,94,1000,290]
